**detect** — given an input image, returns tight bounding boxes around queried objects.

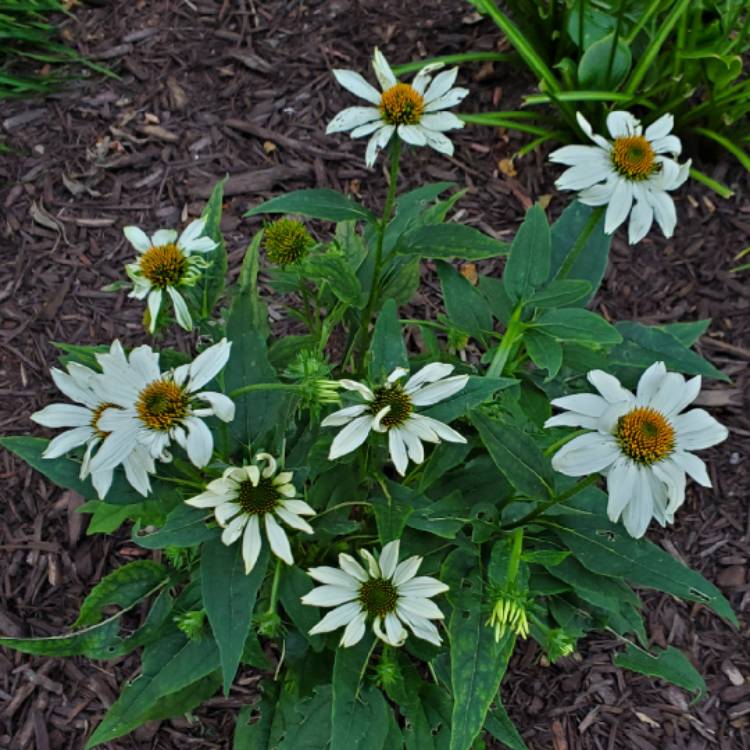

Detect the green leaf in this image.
[279,566,325,651]
[225,330,286,446]
[577,33,632,89]
[202,539,270,695]
[614,322,728,381]
[471,411,554,499]
[524,330,562,380]
[503,204,550,303]
[244,189,375,223]
[549,202,610,304]
[614,645,706,700]
[228,231,270,339]
[442,549,515,750]
[484,703,528,750]
[421,376,517,424]
[371,485,414,544]
[566,5,617,47]
[85,631,220,747]
[394,223,508,260]
[380,256,422,307]
[659,320,710,347]
[527,279,592,308]
[532,308,622,346]
[0,436,151,506]
[305,252,363,307]
[553,488,737,626]
[75,561,168,627]
[478,275,513,324]
[197,178,228,319]
[407,490,466,539]
[133,504,218,549]
[331,634,390,750]
[436,262,494,345]
[269,685,334,749]
[369,298,408,381]
[234,681,280,749]
[143,671,221,724]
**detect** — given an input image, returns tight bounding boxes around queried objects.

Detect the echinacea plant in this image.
[0,48,736,750]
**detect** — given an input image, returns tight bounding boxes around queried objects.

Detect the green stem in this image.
[266,558,283,615]
[486,303,524,378]
[357,138,402,369]
[501,475,599,530]
[506,528,524,582]
[554,205,605,280]
[228,382,300,399]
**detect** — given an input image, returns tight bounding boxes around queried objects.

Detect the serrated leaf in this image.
[471,411,554,499]
[368,298,408,380]
[394,223,508,260]
[133,503,218,549]
[614,645,706,699]
[421,376,516,424]
[75,561,168,627]
[86,631,220,747]
[202,539,269,694]
[549,202,610,303]
[436,261,494,345]
[245,189,375,223]
[553,488,737,626]
[442,549,515,750]
[532,308,622,346]
[503,204,550,302]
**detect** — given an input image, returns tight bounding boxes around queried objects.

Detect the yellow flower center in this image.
[359,578,398,617]
[136,380,189,431]
[616,406,675,464]
[90,402,116,439]
[236,477,279,515]
[369,383,413,428]
[379,83,425,126]
[139,243,188,288]
[611,135,656,180]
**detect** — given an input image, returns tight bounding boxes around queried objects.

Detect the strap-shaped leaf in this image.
[245,189,376,223]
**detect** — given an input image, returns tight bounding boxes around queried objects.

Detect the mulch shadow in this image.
[0,1,748,748]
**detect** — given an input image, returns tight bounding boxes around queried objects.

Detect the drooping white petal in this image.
[605,457,638,523]
[549,393,609,416]
[604,178,634,234]
[31,403,92,428]
[332,69,382,105]
[627,198,653,245]
[647,189,677,239]
[544,412,599,429]
[188,339,232,391]
[195,391,235,422]
[673,408,728,450]
[635,361,667,405]
[275,506,313,534]
[184,416,213,468]
[551,432,621,476]
[396,596,444,620]
[407,415,466,444]
[307,565,361,588]
[396,608,442,645]
[327,106,382,134]
[651,459,687,518]
[424,87,468,112]
[302,585,359,607]
[359,548,381,578]
[338,379,375,400]
[379,540,400,580]
[398,124,428,146]
[221,513,248,546]
[49,367,98,408]
[185,490,227,508]
[388,429,409,476]
[167,286,192,331]
[123,225,151,252]
[620,465,654,538]
[242,515,262,574]
[575,111,612,150]
[554,157,614,191]
[321,404,367,427]
[404,363,454,392]
[328,415,374,459]
[409,374,469,406]
[420,111,463,132]
[309,601,362,635]
[397,427,424,465]
[281,499,315,516]
[338,553,369,582]
[43,427,93,458]
[411,62,443,95]
[265,513,293,565]
[340,611,367,647]
[423,67,459,103]
[422,129,455,156]
[650,134,681,156]
[384,612,408,646]
[671,449,711,487]
[89,423,140,472]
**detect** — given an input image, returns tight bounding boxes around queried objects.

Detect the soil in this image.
[1,1,748,748]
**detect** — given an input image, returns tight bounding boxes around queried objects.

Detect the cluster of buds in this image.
[486,587,531,641]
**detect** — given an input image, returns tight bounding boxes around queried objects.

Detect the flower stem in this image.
[357,138,402,369]
[486,303,524,378]
[554,205,605,280]
[501,474,599,530]
[228,382,300,399]
[266,558,283,616]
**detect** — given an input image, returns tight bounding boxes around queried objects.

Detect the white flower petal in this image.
[321,404,367,427]
[184,416,213,468]
[635,361,667,405]
[651,134,681,156]
[544,412,599,429]
[388,429,409,476]
[674,408,728,450]
[587,370,633,405]
[409,375,469,406]
[420,111,463,132]
[43,427,93,458]
[406,415,466,444]
[396,596,444,620]
[339,379,374,400]
[398,427,424,464]
[195,391,235,422]
[123,225,151,252]
[281,499,315,516]
[398,575,448,598]
[275,506,313,534]
[549,393,610,416]
[424,88,468,112]
[188,339,231,392]
[575,111,612,150]
[167,286,192,331]
[151,228,178,246]
[620,465,653,538]
[423,67,459,103]
[327,106,382,134]
[644,113,673,142]
[350,120,385,138]
[392,556,422,587]
[404,363,454,392]
[340,611,367,647]
[607,110,640,138]
[328,415,374,459]
[221,513,248,546]
[49,366,98,408]
[551,432,620,476]
[177,218,207,248]
[422,128,455,156]
[332,69,381,105]
[31,403,92,428]
[372,47,397,90]
[89,423,139,472]
[628,198,653,245]
[605,457,638,523]
[301,585,359,607]
[396,608,442,645]
[651,459,687,518]
[604,179,634,234]
[242,515,262,574]
[548,144,609,166]
[185,490,227,508]
[265,513,293,565]
[309,601,362,635]
[648,190,677,238]
[379,540,400,579]
[398,124,428,146]
[671,450,711,487]
[307,566,360,588]
[338,553,369,582]
[384,612,408,646]
[554,157,614,191]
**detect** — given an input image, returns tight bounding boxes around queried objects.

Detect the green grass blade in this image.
[687,166,734,199]
[391,51,514,76]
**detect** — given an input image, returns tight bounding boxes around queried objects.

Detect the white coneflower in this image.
[88,339,234,472]
[545,361,728,538]
[31,360,155,499]
[186,453,315,574]
[549,111,690,244]
[302,539,448,648]
[322,363,468,476]
[327,48,468,167]
[124,218,216,332]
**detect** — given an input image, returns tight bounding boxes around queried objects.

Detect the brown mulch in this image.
[1,1,749,748]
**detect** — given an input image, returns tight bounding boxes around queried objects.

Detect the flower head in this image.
[302,539,448,648]
[186,452,314,574]
[327,48,468,167]
[124,218,216,332]
[263,218,314,266]
[549,111,691,244]
[88,339,234,472]
[542,628,576,663]
[322,362,468,475]
[31,359,155,499]
[545,362,728,538]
